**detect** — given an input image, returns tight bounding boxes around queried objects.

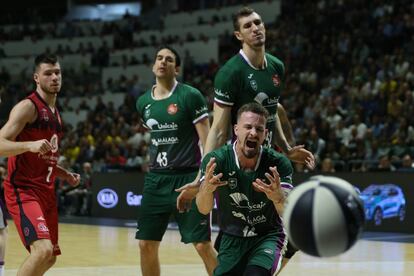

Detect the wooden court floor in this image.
[4,220,414,275]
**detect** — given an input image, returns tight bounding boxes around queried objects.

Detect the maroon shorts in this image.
[5,187,61,255]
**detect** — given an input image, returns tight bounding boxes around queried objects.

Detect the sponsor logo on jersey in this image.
[266,96,279,105]
[24,227,30,237]
[229,171,236,176]
[272,74,281,87]
[248,73,254,79]
[229,193,266,211]
[158,122,178,130]
[232,211,246,221]
[247,214,267,225]
[40,108,49,121]
[167,103,178,115]
[38,222,49,232]
[50,134,59,153]
[214,88,230,99]
[151,136,179,146]
[97,188,119,208]
[195,106,208,116]
[229,178,238,189]
[250,80,258,91]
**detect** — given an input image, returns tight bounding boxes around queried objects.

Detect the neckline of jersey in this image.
[239,49,267,70]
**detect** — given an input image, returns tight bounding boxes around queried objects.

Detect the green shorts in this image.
[214,232,286,276]
[135,171,211,244]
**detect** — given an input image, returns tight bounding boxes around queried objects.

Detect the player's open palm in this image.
[200,157,227,194]
[252,166,284,203]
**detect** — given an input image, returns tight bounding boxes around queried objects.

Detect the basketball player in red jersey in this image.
[0,53,80,276]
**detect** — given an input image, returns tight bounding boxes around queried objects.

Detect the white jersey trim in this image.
[214,98,234,106]
[239,49,268,70]
[151,80,178,100]
[193,113,209,124]
[232,142,263,171]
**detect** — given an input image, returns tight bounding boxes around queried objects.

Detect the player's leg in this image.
[275,241,298,275]
[18,239,55,276]
[193,241,217,276]
[138,240,161,276]
[0,199,7,276]
[249,232,286,276]
[136,172,171,276]
[174,172,217,275]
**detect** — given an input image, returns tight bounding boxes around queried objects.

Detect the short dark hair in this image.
[233,6,255,31]
[34,53,59,71]
[154,45,181,67]
[237,102,269,122]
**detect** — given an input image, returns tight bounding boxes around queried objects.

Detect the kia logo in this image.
[97,188,118,208]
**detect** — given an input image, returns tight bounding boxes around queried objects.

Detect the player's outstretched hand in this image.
[286,145,315,170]
[199,157,227,194]
[175,181,200,213]
[252,166,285,204]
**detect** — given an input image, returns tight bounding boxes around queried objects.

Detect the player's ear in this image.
[234,30,243,41]
[234,123,239,136]
[175,66,180,76]
[33,73,39,84]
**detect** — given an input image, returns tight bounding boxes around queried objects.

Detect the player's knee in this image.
[138,240,158,255]
[46,255,57,267]
[31,240,54,261]
[193,241,213,255]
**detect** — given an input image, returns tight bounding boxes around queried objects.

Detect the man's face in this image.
[234,12,266,48]
[234,111,268,159]
[34,62,62,94]
[152,48,179,79]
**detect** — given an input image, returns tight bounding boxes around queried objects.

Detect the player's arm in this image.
[55,165,81,187]
[0,100,52,157]
[277,103,295,146]
[273,104,315,169]
[196,157,226,215]
[204,103,231,154]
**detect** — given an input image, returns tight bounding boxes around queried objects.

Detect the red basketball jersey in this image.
[4,92,63,197]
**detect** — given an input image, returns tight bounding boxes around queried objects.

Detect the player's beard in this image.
[41,82,61,95]
[240,139,259,159]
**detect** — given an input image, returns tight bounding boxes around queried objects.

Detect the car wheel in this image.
[398,206,406,222]
[374,208,382,226]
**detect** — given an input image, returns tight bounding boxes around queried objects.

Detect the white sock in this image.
[0,265,4,276]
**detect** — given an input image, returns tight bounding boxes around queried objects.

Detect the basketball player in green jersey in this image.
[177,7,313,271]
[197,103,293,275]
[135,46,217,276]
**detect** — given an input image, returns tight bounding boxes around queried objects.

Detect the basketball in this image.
[283,175,365,257]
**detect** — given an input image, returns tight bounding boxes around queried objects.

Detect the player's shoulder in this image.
[14,98,36,114]
[216,54,243,76]
[177,83,202,95]
[136,90,152,109]
[266,53,285,72]
[206,144,232,161]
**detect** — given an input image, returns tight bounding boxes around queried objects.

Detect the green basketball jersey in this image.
[201,144,293,237]
[136,82,209,172]
[214,50,285,147]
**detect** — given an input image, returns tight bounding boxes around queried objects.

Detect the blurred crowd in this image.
[1,0,414,182]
